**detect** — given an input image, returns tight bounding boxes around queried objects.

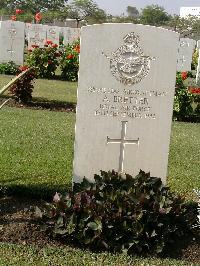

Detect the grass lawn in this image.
[0,74,77,104]
[0,106,199,199]
[0,75,199,265]
[0,243,195,266]
[0,107,75,198]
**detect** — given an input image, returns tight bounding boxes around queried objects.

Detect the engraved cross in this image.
[7,48,14,57]
[179,55,187,66]
[107,121,139,173]
[7,25,17,60]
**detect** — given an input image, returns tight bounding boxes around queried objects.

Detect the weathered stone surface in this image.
[177,38,196,71]
[63,27,80,45]
[73,24,179,184]
[0,20,25,64]
[46,26,60,45]
[27,24,47,49]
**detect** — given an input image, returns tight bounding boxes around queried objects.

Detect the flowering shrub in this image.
[35,12,42,22]
[39,170,198,255]
[181,71,188,80]
[60,40,80,81]
[189,87,200,95]
[9,66,37,104]
[15,9,23,15]
[0,61,19,75]
[173,72,194,121]
[11,15,17,21]
[26,41,60,79]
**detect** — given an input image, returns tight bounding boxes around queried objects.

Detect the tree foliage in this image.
[67,0,107,25]
[140,5,171,26]
[126,6,139,18]
[4,0,68,13]
[168,15,200,40]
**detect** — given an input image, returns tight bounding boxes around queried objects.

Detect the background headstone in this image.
[25,23,31,39]
[0,20,25,65]
[177,38,196,71]
[196,40,200,85]
[27,24,47,49]
[65,19,77,28]
[63,27,80,45]
[73,24,180,184]
[46,25,60,45]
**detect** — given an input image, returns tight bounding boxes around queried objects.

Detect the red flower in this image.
[35,12,42,22]
[31,44,39,48]
[28,49,32,53]
[181,72,188,80]
[15,9,23,15]
[190,88,200,94]
[48,60,53,64]
[11,15,17,21]
[67,54,74,60]
[74,44,80,53]
[45,40,53,46]
[52,43,58,48]
[19,65,29,72]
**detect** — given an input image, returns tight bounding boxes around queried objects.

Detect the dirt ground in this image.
[0,196,199,264]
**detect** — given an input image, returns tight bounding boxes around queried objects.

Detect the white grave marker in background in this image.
[0,20,25,64]
[63,27,80,45]
[27,24,47,49]
[46,26,60,45]
[196,41,200,85]
[177,38,196,71]
[73,24,180,184]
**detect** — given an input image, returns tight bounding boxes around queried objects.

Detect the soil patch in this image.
[0,98,76,112]
[0,196,199,264]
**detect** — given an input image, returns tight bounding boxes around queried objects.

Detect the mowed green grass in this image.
[0,74,77,103]
[0,107,75,197]
[168,122,200,197]
[0,104,199,198]
[0,243,196,266]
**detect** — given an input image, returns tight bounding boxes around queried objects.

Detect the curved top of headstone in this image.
[81,23,179,35]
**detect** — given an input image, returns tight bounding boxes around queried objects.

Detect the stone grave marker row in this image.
[0,21,80,64]
[27,24,80,49]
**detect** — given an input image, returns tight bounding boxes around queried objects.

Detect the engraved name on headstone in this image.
[177,38,196,71]
[73,24,180,184]
[27,24,47,49]
[0,20,25,64]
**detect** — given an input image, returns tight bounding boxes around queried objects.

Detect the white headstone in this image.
[63,27,80,45]
[0,20,25,65]
[25,23,31,38]
[65,19,77,28]
[177,38,196,71]
[46,25,60,45]
[73,24,180,184]
[27,24,47,49]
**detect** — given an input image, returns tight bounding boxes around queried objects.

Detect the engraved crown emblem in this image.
[124,32,139,45]
[103,32,155,86]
